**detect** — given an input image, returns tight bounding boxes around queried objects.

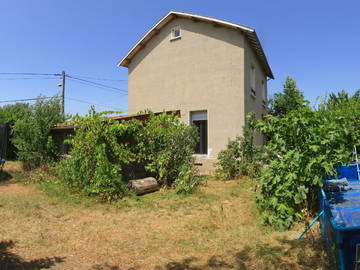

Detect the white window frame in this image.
[190,110,208,157]
[170,26,181,40]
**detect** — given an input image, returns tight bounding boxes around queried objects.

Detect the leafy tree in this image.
[325,90,350,109]
[253,105,358,229]
[320,94,360,147]
[322,89,360,109]
[352,89,360,101]
[0,103,31,159]
[269,76,308,117]
[12,96,63,169]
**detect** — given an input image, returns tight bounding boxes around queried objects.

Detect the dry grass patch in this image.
[0,162,330,270]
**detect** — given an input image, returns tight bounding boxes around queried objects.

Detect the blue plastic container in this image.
[321,165,360,270]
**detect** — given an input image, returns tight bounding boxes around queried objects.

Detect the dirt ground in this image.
[0,162,330,270]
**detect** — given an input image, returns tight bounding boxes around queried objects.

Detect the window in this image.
[170,26,181,40]
[190,111,208,155]
[356,244,360,270]
[261,80,266,107]
[250,65,256,98]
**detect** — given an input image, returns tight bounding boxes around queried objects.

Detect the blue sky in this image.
[1,0,359,115]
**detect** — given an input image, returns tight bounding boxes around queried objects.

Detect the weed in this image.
[0,161,330,270]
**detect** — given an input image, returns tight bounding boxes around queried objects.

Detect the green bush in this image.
[58,110,202,200]
[12,96,63,170]
[58,109,133,201]
[253,106,357,230]
[173,162,205,194]
[136,112,199,187]
[0,103,31,159]
[215,119,262,180]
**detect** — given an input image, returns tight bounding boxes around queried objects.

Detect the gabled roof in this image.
[118,11,274,79]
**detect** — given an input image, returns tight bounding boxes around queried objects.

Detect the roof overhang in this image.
[117,11,274,79]
[50,110,181,131]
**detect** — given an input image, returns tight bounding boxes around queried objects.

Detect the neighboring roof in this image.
[118,11,274,79]
[50,110,181,131]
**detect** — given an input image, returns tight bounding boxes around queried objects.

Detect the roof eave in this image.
[117,11,176,67]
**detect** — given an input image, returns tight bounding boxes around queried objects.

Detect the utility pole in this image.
[61,71,65,116]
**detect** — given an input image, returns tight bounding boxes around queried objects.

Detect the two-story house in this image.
[118,11,274,172]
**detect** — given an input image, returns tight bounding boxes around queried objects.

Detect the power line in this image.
[0,97,53,104]
[67,77,128,95]
[0,77,58,80]
[0,73,60,76]
[66,97,123,111]
[0,96,121,111]
[68,74,127,82]
[66,75,127,94]
[0,72,126,82]
[0,72,127,112]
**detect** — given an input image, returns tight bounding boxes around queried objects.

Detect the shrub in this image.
[136,112,199,187]
[215,119,262,180]
[0,103,31,159]
[58,110,202,200]
[12,96,63,170]
[173,162,205,194]
[58,108,133,201]
[253,106,356,230]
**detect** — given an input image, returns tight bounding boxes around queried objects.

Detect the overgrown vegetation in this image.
[215,119,262,180]
[251,78,360,229]
[214,76,360,230]
[58,109,202,200]
[11,96,63,170]
[4,77,360,232]
[253,107,357,229]
[58,109,132,201]
[0,103,31,159]
[134,112,199,188]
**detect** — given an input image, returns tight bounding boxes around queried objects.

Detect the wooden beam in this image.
[211,21,221,27]
[190,16,200,22]
[124,58,131,66]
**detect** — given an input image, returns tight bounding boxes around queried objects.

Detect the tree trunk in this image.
[129,177,159,195]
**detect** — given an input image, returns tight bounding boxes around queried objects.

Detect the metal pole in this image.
[296,210,324,240]
[61,71,65,116]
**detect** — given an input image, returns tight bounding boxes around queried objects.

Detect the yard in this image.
[0,161,329,270]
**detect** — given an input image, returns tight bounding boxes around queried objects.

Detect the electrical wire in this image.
[0,97,53,103]
[66,97,123,110]
[0,72,127,110]
[0,95,122,112]
[0,72,125,82]
[0,77,58,80]
[68,74,127,82]
[0,73,60,76]
[66,77,128,95]
[66,75,127,94]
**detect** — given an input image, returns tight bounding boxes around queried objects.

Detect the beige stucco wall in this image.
[126,17,267,172]
[243,38,268,145]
